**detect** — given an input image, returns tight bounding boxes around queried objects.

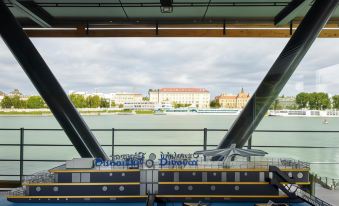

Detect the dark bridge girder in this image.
[0,1,109,160]
[218,0,338,149]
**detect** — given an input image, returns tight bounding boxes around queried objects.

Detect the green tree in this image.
[1,96,13,108]
[270,100,283,110]
[11,95,26,108]
[173,103,191,108]
[111,101,116,107]
[1,95,26,108]
[27,96,45,108]
[100,98,110,108]
[296,92,310,109]
[69,94,87,108]
[318,92,330,109]
[86,95,101,108]
[308,92,330,110]
[332,95,339,109]
[210,100,221,108]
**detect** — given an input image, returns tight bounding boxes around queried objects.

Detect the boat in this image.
[164,108,241,115]
[196,108,242,115]
[5,148,317,205]
[268,109,339,117]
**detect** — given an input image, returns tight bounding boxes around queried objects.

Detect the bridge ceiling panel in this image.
[3,0,339,37]
[43,7,126,18]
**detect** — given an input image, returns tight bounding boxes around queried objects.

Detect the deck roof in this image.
[4,0,339,37]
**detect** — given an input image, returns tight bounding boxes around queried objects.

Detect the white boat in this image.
[196,108,241,115]
[164,108,241,115]
[268,109,339,117]
[164,108,195,115]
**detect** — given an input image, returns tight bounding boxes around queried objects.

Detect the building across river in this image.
[149,88,210,108]
[215,88,250,109]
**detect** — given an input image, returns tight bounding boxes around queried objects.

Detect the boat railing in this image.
[0,187,25,196]
[312,174,339,190]
[295,186,332,206]
[23,170,55,184]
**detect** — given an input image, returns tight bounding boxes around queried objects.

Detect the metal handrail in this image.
[0,127,339,181]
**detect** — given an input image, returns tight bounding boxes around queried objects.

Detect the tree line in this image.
[0,94,111,109]
[296,92,339,109]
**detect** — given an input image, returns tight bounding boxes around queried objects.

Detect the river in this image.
[0,115,338,179]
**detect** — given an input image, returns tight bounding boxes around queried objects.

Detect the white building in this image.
[68,91,143,107]
[124,101,155,110]
[113,92,143,105]
[149,88,210,108]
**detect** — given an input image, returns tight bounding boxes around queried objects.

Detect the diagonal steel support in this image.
[0,1,109,160]
[9,0,53,28]
[274,0,311,26]
[218,0,338,149]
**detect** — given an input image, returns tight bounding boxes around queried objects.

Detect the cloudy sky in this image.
[1,37,339,97]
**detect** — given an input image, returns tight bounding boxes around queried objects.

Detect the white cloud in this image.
[316,64,339,95]
[1,38,339,97]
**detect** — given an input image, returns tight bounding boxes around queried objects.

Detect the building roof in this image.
[4,0,339,38]
[159,88,209,93]
[217,89,250,99]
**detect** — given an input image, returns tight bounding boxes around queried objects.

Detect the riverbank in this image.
[0,110,154,116]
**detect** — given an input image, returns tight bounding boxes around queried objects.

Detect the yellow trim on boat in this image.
[281,182,311,185]
[23,182,139,186]
[159,168,309,172]
[159,182,269,185]
[50,169,140,173]
[159,182,310,185]
[7,195,147,199]
[156,195,289,198]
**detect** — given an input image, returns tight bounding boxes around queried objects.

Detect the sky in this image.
[1,37,339,98]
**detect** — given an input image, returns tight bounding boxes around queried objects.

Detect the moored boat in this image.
[5,150,318,205]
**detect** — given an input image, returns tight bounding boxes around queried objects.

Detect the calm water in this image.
[0,115,338,179]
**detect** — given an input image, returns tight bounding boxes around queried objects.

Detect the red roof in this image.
[159,88,209,93]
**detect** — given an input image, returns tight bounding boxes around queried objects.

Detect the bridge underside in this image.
[3,0,339,38]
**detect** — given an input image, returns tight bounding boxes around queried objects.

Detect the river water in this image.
[0,115,338,179]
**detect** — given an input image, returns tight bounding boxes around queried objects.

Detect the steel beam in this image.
[218,0,338,149]
[9,0,53,28]
[274,0,311,26]
[0,1,109,160]
[21,28,339,38]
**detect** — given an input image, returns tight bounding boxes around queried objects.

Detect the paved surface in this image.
[315,184,339,205]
